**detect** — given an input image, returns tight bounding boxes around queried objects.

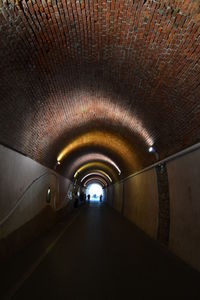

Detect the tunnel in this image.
[1,0,200,298]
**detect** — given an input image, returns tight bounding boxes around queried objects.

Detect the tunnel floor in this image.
[1,202,200,299]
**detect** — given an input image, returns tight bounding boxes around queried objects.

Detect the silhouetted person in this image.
[87,194,90,202]
[100,194,103,202]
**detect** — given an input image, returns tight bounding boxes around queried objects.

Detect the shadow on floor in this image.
[1,204,200,299]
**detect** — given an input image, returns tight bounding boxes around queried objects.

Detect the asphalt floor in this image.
[1,202,200,299]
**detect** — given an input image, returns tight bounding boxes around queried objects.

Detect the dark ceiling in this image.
[1,0,200,181]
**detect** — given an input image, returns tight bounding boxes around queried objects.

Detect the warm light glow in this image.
[80,171,112,182]
[74,162,116,180]
[66,153,121,177]
[57,131,139,173]
[50,93,153,147]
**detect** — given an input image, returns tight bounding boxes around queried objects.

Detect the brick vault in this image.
[1,0,200,179]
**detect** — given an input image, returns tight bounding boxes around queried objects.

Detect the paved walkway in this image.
[2,203,200,299]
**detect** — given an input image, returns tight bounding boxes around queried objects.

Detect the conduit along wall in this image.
[0,144,75,262]
[105,144,200,272]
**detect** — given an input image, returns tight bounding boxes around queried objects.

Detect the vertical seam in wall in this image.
[154,167,160,240]
[156,164,170,246]
[166,162,171,248]
[166,165,170,246]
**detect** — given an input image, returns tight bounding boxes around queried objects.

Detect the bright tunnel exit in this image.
[86,183,104,202]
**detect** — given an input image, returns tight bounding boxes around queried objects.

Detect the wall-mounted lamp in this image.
[148,146,159,161]
[148,146,155,153]
[54,160,61,170]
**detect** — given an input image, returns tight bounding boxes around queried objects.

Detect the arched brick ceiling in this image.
[56,130,140,176]
[80,173,110,186]
[74,161,118,182]
[65,153,121,179]
[83,177,108,188]
[1,0,200,178]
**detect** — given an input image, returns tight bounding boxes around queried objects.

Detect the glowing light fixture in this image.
[148,146,159,160]
[148,146,155,153]
[54,160,61,170]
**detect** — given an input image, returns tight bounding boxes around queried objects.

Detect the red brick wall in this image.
[0,0,200,177]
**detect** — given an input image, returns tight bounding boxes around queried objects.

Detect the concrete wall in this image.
[106,185,114,207]
[106,146,200,272]
[105,169,158,239]
[123,169,158,239]
[2,143,200,271]
[0,144,72,240]
[167,148,200,271]
[112,182,123,213]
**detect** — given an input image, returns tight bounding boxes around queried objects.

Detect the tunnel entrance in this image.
[86,183,104,202]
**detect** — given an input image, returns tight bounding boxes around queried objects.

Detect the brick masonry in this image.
[1,0,200,177]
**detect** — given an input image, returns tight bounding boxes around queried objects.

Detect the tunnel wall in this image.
[167,148,200,271]
[105,170,158,239]
[105,185,113,207]
[111,182,123,213]
[123,169,158,239]
[105,146,200,271]
[0,144,73,261]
